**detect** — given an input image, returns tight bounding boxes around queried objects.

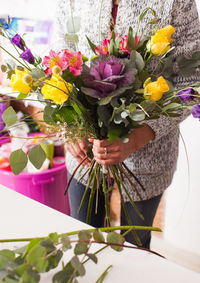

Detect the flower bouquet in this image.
[0,9,200,245]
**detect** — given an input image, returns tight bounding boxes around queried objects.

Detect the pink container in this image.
[0,136,70,215]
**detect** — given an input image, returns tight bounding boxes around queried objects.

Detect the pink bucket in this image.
[0,135,70,215]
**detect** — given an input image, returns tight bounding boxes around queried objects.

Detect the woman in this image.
[54,0,200,248]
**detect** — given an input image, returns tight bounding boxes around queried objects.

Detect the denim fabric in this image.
[68,175,162,249]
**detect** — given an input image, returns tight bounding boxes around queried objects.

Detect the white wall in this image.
[164,116,200,254]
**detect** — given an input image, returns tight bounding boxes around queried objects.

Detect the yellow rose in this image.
[144,76,169,101]
[10,68,32,94]
[41,74,73,105]
[147,25,175,56]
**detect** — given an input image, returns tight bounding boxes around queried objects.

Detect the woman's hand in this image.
[90,124,155,165]
[65,139,90,166]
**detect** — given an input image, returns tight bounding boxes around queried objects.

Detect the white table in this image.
[0,185,200,283]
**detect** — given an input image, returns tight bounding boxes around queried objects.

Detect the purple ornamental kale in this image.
[81,55,137,98]
[11,34,25,51]
[20,48,35,64]
[177,88,195,102]
[191,104,200,119]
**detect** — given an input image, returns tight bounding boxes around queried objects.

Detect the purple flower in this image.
[20,48,35,65]
[81,55,137,98]
[11,34,25,51]
[177,88,195,102]
[191,104,200,119]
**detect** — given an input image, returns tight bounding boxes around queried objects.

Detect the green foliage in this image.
[86,35,97,55]
[9,149,28,175]
[107,232,125,252]
[2,106,17,128]
[28,145,46,169]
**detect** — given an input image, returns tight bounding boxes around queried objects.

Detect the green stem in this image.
[111,166,142,246]
[95,265,113,283]
[0,226,161,243]
[0,45,31,71]
[103,170,111,227]
[86,164,97,223]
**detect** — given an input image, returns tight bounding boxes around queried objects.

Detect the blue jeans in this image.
[68,176,162,249]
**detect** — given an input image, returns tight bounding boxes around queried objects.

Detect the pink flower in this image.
[43,50,68,75]
[119,35,140,54]
[62,50,83,76]
[95,32,118,56]
[95,38,110,56]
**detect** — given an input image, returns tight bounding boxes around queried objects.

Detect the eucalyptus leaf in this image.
[107,232,125,252]
[28,145,46,169]
[87,253,98,264]
[78,230,92,241]
[9,149,28,175]
[129,109,146,121]
[0,250,15,268]
[2,106,17,127]
[26,246,48,272]
[30,68,45,79]
[70,256,85,277]
[21,268,40,283]
[93,229,105,242]
[74,242,88,255]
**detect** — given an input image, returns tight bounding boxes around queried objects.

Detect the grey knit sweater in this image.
[54,0,200,201]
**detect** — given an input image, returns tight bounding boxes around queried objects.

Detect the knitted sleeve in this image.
[145,0,200,142]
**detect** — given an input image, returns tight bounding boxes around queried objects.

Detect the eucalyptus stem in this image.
[86,165,97,223]
[103,169,111,227]
[111,166,142,246]
[78,162,96,214]
[117,163,143,200]
[0,226,161,243]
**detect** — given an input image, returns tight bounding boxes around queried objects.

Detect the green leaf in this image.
[162,103,181,112]
[30,68,45,79]
[127,26,135,50]
[17,92,29,99]
[25,239,41,257]
[139,7,156,22]
[46,250,63,272]
[0,250,15,268]
[9,149,28,175]
[93,229,105,242]
[70,256,85,277]
[1,277,19,283]
[2,106,17,127]
[54,106,78,126]
[86,35,97,55]
[78,230,92,241]
[107,232,125,252]
[87,253,98,264]
[21,267,40,283]
[43,105,56,124]
[140,100,156,112]
[53,263,74,283]
[61,234,72,250]
[81,87,99,98]
[108,126,122,142]
[26,246,48,272]
[74,242,88,255]
[131,51,145,72]
[129,109,146,121]
[28,145,46,169]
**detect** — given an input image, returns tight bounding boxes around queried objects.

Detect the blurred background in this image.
[0,0,200,273]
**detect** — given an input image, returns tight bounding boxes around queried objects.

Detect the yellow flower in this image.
[41,74,73,104]
[10,68,32,94]
[144,76,169,101]
[147,25,175,56]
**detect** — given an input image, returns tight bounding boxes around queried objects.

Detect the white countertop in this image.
[0,185,199,283]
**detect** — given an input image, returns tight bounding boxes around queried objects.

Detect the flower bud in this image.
[52,65,62,75]
[22,74,32,85]
[1,65,7,72]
